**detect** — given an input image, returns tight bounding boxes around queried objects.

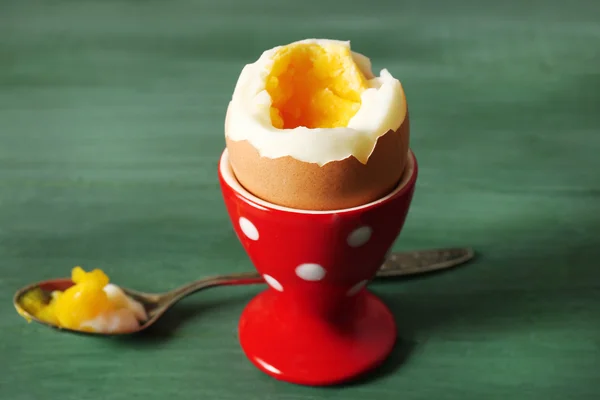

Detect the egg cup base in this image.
[238,288,396,386]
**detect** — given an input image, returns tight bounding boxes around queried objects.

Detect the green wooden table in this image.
[2,0,599,399]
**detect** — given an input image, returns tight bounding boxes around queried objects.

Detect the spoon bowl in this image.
[14,247,474,336]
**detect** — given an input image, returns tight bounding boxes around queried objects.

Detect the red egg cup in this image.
[218,149,418,386]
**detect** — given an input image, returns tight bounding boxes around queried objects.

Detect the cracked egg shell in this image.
[224,39,410,211]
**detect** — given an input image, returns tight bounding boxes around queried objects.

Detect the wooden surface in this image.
[1,0,599,399]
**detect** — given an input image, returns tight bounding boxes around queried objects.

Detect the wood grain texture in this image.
[1,0,599,399]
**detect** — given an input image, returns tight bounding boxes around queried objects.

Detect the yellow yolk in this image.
[21,266,116,332]
[19,288,59,325]
[53,267,115,331]
[266,43,368,129]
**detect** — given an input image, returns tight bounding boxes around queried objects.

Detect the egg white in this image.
[78,284,148,334]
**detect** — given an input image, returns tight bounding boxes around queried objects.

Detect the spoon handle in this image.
[377,247,474,277]
[161,272,262,304]
[162,247,474,304]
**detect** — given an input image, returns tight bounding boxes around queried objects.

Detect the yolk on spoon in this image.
[53,267,114,331]
[266,43,368,130]
[20,266,145,333]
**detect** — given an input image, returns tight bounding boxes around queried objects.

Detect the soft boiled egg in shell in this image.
[225,39,410,211]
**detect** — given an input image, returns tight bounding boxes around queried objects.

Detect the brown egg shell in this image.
[225,108,410,211]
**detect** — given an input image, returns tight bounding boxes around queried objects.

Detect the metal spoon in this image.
[14,247,474,336]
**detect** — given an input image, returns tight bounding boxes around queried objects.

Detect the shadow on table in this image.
[332,338,417,388]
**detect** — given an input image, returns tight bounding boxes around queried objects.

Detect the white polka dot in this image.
[295,263,326,281]
[239,217,259,241]
[263,274,283,292]
[347,226,372,247]
[347,280,368,296]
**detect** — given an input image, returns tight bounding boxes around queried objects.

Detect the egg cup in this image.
[218,148,418,386]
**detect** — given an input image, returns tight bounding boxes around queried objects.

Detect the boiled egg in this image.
[225,38,410,211]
